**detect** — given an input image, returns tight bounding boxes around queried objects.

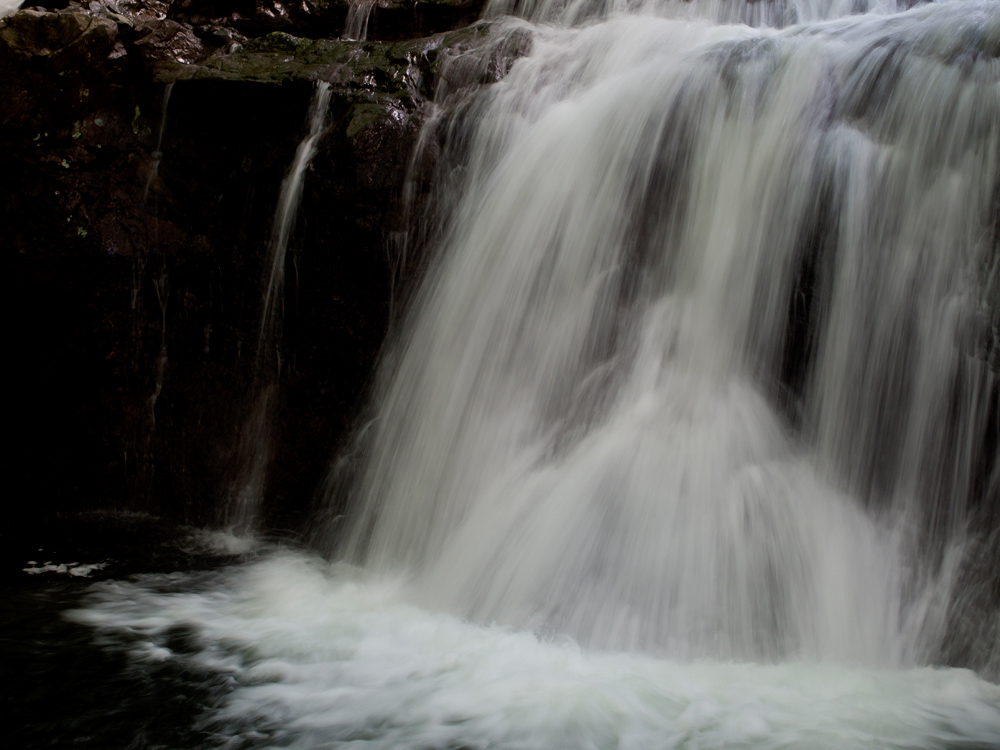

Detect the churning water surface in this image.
[70,551,1000,750]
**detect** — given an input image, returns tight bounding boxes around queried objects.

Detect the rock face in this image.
[2,3,530,530]
[12,0,488,41]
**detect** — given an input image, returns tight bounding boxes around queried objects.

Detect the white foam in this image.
[24,561,109,577]
[183,528,260,556]
[69,552,1000,750]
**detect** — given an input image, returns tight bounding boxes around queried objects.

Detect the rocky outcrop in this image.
[13,0,489,41]
[2,5,530,531]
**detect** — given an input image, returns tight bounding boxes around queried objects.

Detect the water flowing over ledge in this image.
[333,0,999,667]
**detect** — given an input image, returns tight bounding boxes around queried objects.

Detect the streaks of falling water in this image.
[144,83,174,204]
[148,268,169,426]
[345,0,377,41]
[484,0,909,27]
[225,82,333,535]
[331,2,1000,668]
[144,84,174,427]
[257,82,333,373]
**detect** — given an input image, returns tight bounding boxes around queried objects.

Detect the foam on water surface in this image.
[69,551,1000,750]
[23,561,109,577]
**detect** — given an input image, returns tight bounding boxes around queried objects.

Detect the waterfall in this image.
[67,3,1000,746]
[484,0,909,26]
[335,1,999,665]
[225,81,332,534]
[344,0,377,41]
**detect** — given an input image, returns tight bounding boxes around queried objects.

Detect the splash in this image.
[70,552,1000,749]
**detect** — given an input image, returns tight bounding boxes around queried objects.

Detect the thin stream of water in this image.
[345,0,377,41]
[225,82,332,534]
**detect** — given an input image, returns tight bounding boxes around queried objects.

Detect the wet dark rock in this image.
[166,0,488,42]
[2,5,526,533]
[434,21,530,89]
[145,20,520,96]
[17,0,488,41]
[20,0,172,24]
[0,10,127,129]
[132,17,206,63]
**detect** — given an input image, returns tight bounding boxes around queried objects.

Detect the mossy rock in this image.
[151,20,520,95]
[153,30,445,99]
[242,31,309,55]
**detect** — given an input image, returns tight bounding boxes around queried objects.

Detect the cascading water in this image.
[484,0,910,27]
[339,0,998,667]
[70,2,999,747]
[225,82,332,534]
[344,0,377,40]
